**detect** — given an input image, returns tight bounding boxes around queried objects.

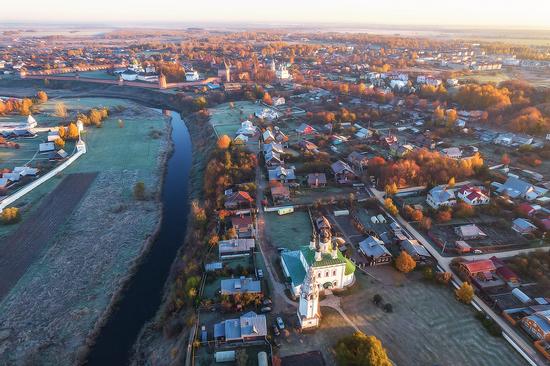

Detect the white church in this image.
[281,216,356,329]
[280,216,356,298]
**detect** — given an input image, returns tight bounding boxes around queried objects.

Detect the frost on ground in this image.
[0,99,170,365]
[0,169,163,365]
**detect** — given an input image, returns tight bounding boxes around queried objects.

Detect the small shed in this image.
[512,288,531,304]
[215,350,236,363]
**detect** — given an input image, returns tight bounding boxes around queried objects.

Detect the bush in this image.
[1,207,21,225]
[475,311,502,337]
[54,138,65,149]
[373,294,383,306]
[383,303,393,313]
[422,266,434,280]
[133,181,146,200]
[36,91,48,103]
[435,271,452,285]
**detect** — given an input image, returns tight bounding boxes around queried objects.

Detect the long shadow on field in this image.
[0,172,98,301]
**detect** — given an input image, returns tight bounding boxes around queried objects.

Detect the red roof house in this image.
[224,191,254,209]
[458,259,496,280]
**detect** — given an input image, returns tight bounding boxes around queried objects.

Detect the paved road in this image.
[368,185,548,366]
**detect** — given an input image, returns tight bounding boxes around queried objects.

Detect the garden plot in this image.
[290,186,359,206]
[430,222,529,251]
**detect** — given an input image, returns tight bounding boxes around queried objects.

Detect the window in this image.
[332,270,336,276]
[317,272,321,278]
[325,271,329,277]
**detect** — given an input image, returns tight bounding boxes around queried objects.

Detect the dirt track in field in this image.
[0,172,97,300]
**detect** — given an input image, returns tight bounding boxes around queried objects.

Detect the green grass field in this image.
[208,101,259,137]
[264,210,312,251]
[0,97,167,237]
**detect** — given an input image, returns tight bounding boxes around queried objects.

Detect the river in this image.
[85,110,192,365]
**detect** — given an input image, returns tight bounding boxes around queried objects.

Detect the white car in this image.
[276,316,285,330]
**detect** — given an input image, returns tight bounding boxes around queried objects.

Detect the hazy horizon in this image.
[1,0,549,30]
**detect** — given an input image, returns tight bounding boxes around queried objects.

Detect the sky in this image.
[1,0,549,29]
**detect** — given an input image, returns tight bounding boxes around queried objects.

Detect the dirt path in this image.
[0,172,97,300]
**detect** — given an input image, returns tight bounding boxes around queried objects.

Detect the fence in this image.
[0,144,86,212]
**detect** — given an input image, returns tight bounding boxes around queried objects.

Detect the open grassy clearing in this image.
[280,269,527,365]
[264,210,312,251]
[341,268,526,366]
[208,101,259,137]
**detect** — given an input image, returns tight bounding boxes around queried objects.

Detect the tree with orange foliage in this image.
[454,201,475,218]
[384,198,399,216]
[19,98,33,116]
[385,182,398,196]
[217,135,232,150]
[455,282,474,304]
[67,122,79,140]
[445,108,458,128]
[432,106,445,124]
[396,251,416,273]
[36,91,48,103]
[453,84,511,110]
[436,209,452,223]
[54,138,65,149]
[501,153,511,166]
[262,92,273,105]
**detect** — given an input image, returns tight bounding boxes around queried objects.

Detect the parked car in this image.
[276,316,285,330]
[272,324,280,336]
[257,269,264,278]
[260,306,272,313]
[473,249,483,254]
[263,298,272,306]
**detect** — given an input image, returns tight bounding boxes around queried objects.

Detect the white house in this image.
[214,311,267,341]
[273,97,286,106]
[441,147,462,159]
[236,120,257,136]
[185,70,200,81]
[427,186,456,209]
[457,186,490,206]
[496,176,547,201]
[390,79,407,90]
[121,69,138,81]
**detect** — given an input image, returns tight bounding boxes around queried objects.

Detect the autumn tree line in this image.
[0,90,48,116]
[369,148,485,188]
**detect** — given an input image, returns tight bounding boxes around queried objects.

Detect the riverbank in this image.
[0,98,171,365]
[130,110,216,366]
[79,117,174,363]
